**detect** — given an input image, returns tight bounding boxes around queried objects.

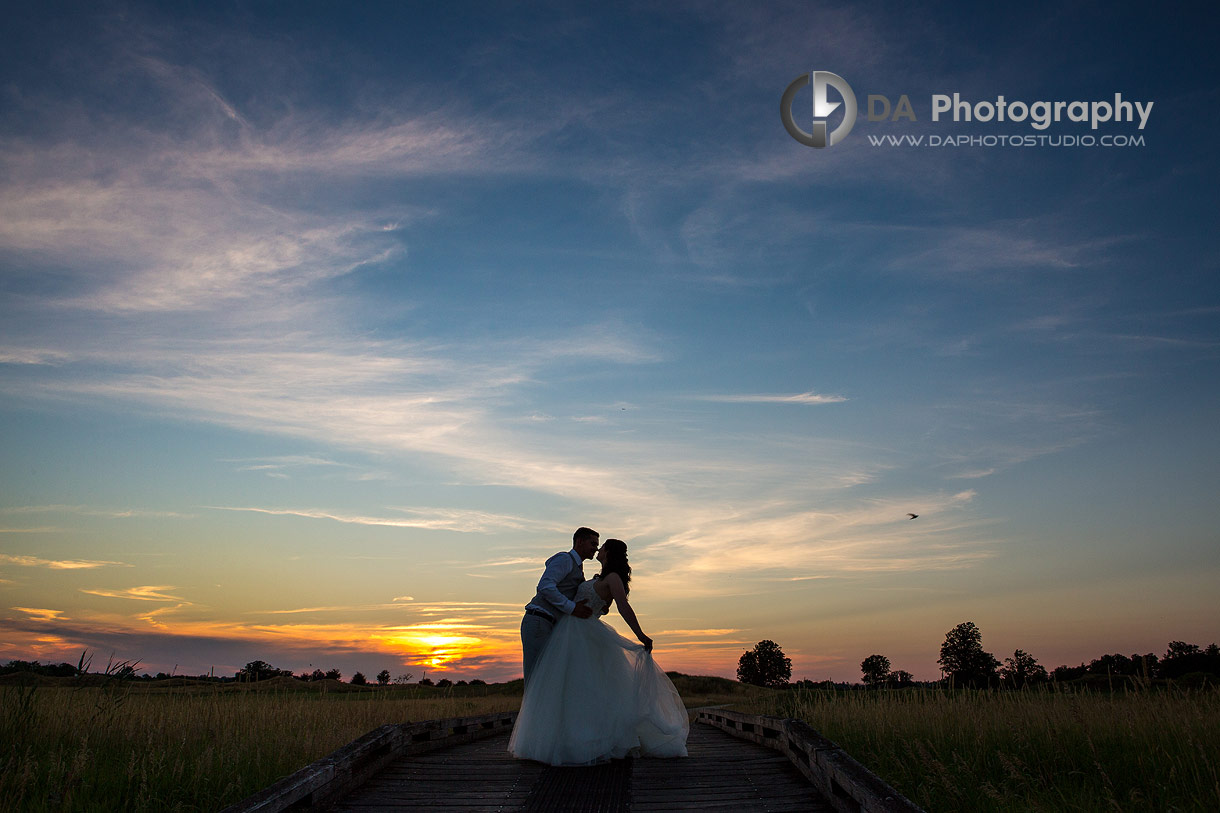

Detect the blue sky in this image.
[1,1,1217,682]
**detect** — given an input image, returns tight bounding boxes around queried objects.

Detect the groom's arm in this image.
[535,552,577,615]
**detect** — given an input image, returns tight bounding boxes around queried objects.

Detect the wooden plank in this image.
[333,732,541,813]
[694,708,924,813]
[335,715,841,813]
[522,758,631,813]
[632,722,833,813]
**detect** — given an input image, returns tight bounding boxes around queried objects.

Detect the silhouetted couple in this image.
[509,527,689,766]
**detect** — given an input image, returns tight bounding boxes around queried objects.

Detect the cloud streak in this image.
[210,506,564,534]
[80,586,186,602]
[0,554,129,570]
[692,391,848,405]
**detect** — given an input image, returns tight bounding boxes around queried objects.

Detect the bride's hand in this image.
[641,636,653,652]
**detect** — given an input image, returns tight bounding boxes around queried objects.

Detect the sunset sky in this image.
[1,2,1216,684]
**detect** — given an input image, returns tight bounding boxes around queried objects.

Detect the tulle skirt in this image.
[509,614,689,766]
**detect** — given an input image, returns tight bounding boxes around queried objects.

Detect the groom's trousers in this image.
[520,611,555,686]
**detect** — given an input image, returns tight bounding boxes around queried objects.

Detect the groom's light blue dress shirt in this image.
[525,549,583,617]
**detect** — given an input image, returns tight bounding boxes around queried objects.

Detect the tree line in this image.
[0,657,488,688]
[736,623,1220,689]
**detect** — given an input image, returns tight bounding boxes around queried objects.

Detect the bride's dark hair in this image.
[598,538,631,595]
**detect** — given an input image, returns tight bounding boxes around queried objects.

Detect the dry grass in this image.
[9,675,1212,812]
[0,682,519,812]
[0,673,761,811]
[745,684,1220,812]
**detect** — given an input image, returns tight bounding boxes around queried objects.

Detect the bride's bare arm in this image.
[604,573,652,651]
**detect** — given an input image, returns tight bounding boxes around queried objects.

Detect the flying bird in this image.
[906,513,919,520]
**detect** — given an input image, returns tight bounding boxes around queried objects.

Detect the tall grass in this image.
[9,677,1214,812]
[0,683,520,812]
[750,684,1220,812]
[0,677,757,812]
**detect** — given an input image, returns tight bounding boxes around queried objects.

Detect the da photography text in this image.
[782,71,1154,150]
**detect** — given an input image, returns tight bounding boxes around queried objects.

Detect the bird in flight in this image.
[906,513,919,520]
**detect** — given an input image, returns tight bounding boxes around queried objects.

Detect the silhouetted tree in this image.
[887,670,915,688]
[456,679,469,686]
[418,677,434,686]
[238,660,284,681]
[1134,653,1159,678]
[1000,649,1048,688]
[351,671,367,685]
[469,678,486,686]
[436,678,453,688]
[737,640,792,687]
[1,659,40,675]
[1088,653,1136,676]
[1159,641,1220,679]
[938,622,1000,688]
[1052,663,1088,682]
[1165,641,1201,659]
[310,668,326,681]
[376,670,391,685]
[1,660,78,677]
[324,668,342,681]
[860,654,892,687]
[393,673,414,684]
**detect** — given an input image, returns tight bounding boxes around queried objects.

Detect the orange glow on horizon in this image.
[373,630,496,669]
[1,606,761,680]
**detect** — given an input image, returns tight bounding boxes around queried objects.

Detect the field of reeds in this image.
[0,674,761,812]
[3,674,1217,812]
[0,680,519,811]
[749,684,1220,812]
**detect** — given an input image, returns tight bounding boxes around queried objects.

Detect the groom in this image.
[520,526,598,685]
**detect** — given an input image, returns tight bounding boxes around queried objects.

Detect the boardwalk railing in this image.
[223,707,923,813]
[220,711,518,813]
[694,707,924,813]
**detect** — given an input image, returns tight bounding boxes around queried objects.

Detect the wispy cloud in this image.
[221,455,355,473]
[0,113,528,318]
[640,489,990,592]
[210,505,560,534]
[80,586,186,602]
[692,391,848,405]
[256,597,418,616]
[0,554,129,570]
[261,605,401,615]
[886,224,1101,274]
[0,348,75,365]
[11,607,67,622]
[0,505,193,519]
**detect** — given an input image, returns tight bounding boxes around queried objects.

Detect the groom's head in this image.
[572,527,599,560]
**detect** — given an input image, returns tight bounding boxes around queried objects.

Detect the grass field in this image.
[0,674,760,812]
[3,675,1217,811]
[747,683,1220,812]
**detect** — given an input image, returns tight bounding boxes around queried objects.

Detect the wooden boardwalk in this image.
[223,709,922,813]
[332,722,831,812]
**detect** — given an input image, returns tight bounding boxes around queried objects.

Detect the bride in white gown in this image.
[509,539,689,766]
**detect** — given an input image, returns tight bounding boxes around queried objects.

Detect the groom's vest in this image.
[526,551,584,621]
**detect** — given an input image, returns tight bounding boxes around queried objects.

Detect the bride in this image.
[508,538,689,766]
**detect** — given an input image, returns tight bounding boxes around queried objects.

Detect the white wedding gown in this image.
[509,578,689,766]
